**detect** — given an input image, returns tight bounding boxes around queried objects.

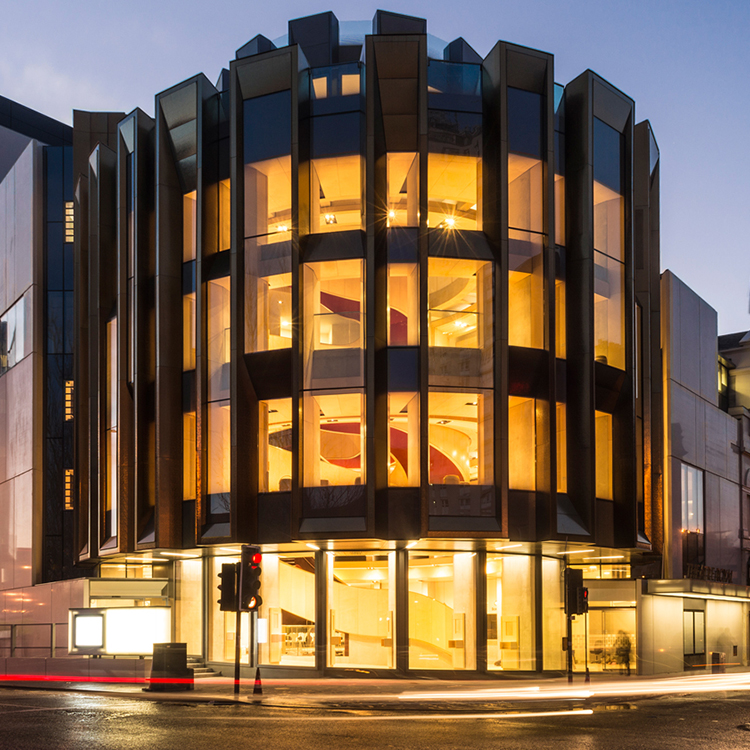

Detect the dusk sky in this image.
[2,0,747,334]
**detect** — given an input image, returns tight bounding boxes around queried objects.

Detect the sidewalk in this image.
[3,668,745,711]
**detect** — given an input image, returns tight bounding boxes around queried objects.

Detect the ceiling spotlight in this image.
[324,213,337,225]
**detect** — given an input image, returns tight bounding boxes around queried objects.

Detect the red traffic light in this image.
[252,552,262,565]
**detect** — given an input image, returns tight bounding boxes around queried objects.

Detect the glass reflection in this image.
[311,63,362,99]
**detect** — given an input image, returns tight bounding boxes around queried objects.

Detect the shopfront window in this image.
[428,111,481,231]
[303,259,364,389]
[388,392,419,487]
[408,551,476,670]
[387,153,419,227]
[259,398,292,493]
[244,91,292,243]
[311,113,364,233]
[428,258,492,388]
[486,554,535,670]
[388,263,419,346]
[303,390,364,487]
[327,552,396,668]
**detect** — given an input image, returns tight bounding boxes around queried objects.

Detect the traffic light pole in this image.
[234,563,242,696]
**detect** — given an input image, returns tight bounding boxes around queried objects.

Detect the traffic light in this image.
[564,567,584,615]
[240,544,262,611]
[218,562,239,612]
[577,586,589,614]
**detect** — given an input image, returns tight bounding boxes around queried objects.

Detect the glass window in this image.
[593,118,624,262]
[388,263,419,346]
[388,392,419,487]
[219,179,231,251]
[408,551,476,670]
[428,389,492,488]
[428,258,492,388]
[303,390,364,487]
[508,88,543,234]
[105,318,118,540]
[311,63,362,99]
[427,61,481,97]
[245,238,292,353]
[327,551,395,668]
[183,412,196,501]
[595,411,613,500]
[259,398,292,493]
[683,610,705,656]
[182,264,196,371]
[554,130,565,247]
[207,400,230,514]
[207,277,231,402]
[487,554,535,670]
[303,259,364,390]
[508,230,544,349]
[244,91,292,243]
[542,556,565,671]
[594,251,625,369]
[508,396,536,491]
[571,606,635,673]
[0,295,26,375]
[428,111,481,231]
[681,463,704,533]
[556,403,567,493]
[256,553,317,667]
[311,113,364,233]
[556,249,566,359]
[183,191,197,262]
[387,153,419,227]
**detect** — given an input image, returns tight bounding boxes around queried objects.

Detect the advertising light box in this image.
[69,607,171,655]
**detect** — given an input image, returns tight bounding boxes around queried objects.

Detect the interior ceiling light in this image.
[324,213,337,225]
[557,549,595,556]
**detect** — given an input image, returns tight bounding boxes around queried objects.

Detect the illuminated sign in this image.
[69,607,171,655]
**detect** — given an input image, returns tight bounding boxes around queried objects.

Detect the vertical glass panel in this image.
[508,88,543,236]
[183,412,196,501]
[388,393,419,487]
[303,390,364,487]
[244,91,292,242]
[257,553,317,667]
[311,155,364,233]
[428,61,481,97]
[175,559,203,655]
[219,179,231,251]
[207,276,231,402]
[428,390,493,487]
[556,403,567,493]
[694,611,705,654]
[408,551,476,670]
[182,290,196,371]
[310,63,362,99]
[105,318,118,539]
[207,400,231,511]
[594,251,625,370]
[327,551,395,668]
[303,259,364,390]
[542,557,565,671]
[593,118,624,262]
[245,238,292,352]
[508,230,544,349]
[387,153,419,227]
[2,296,27,372]
[388,263,419,346]
[681,463,704,532]
[595,411,613,500]
[183,191,197,262]
[555,249,566,359]
[683,611,694,655]
[554,173,565,246]
[571,606,635,673]
[428,258,492,388]
[508,396,536,491]
[486,554,535,671]
[259,398,293,493]
[428,111,481,230]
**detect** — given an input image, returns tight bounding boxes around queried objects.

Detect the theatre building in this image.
[3,10,748,678]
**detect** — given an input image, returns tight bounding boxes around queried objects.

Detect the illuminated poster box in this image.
[69,607,171,655]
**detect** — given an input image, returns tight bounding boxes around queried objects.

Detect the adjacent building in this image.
[1,10,749,678]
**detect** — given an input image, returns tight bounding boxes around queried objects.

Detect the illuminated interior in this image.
[182,290,196,371]
[388,263,419,346]
[554,173,565,246]
[508,230,544,349]
[207,400,230,504]
[681,463,703,532]
[508,152,543,233]
[311,155,364,233]
[387,153,419,227]
[327,552,396,668]
[428,390,492,486]
[556,402,567,493]
[595,410,613,500]
[183,412,196,500]
[303,259,364,389]
[508,396,536,491]
[244,155,292,242]
[408,552,476,670]
[105,318,117,540]
[303,389,364,487]
[388,392,419,487]
[486,554,534,670]
[207,276,231,402]
[556,274,566,358]
[219,179,231,251]
[245,238,292,352]
[594,250,625,369]
[259,398,292,493]
[427,153,480,230]
[311,63,361,99]
[182,191,196,262]
[594,179,624,262]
